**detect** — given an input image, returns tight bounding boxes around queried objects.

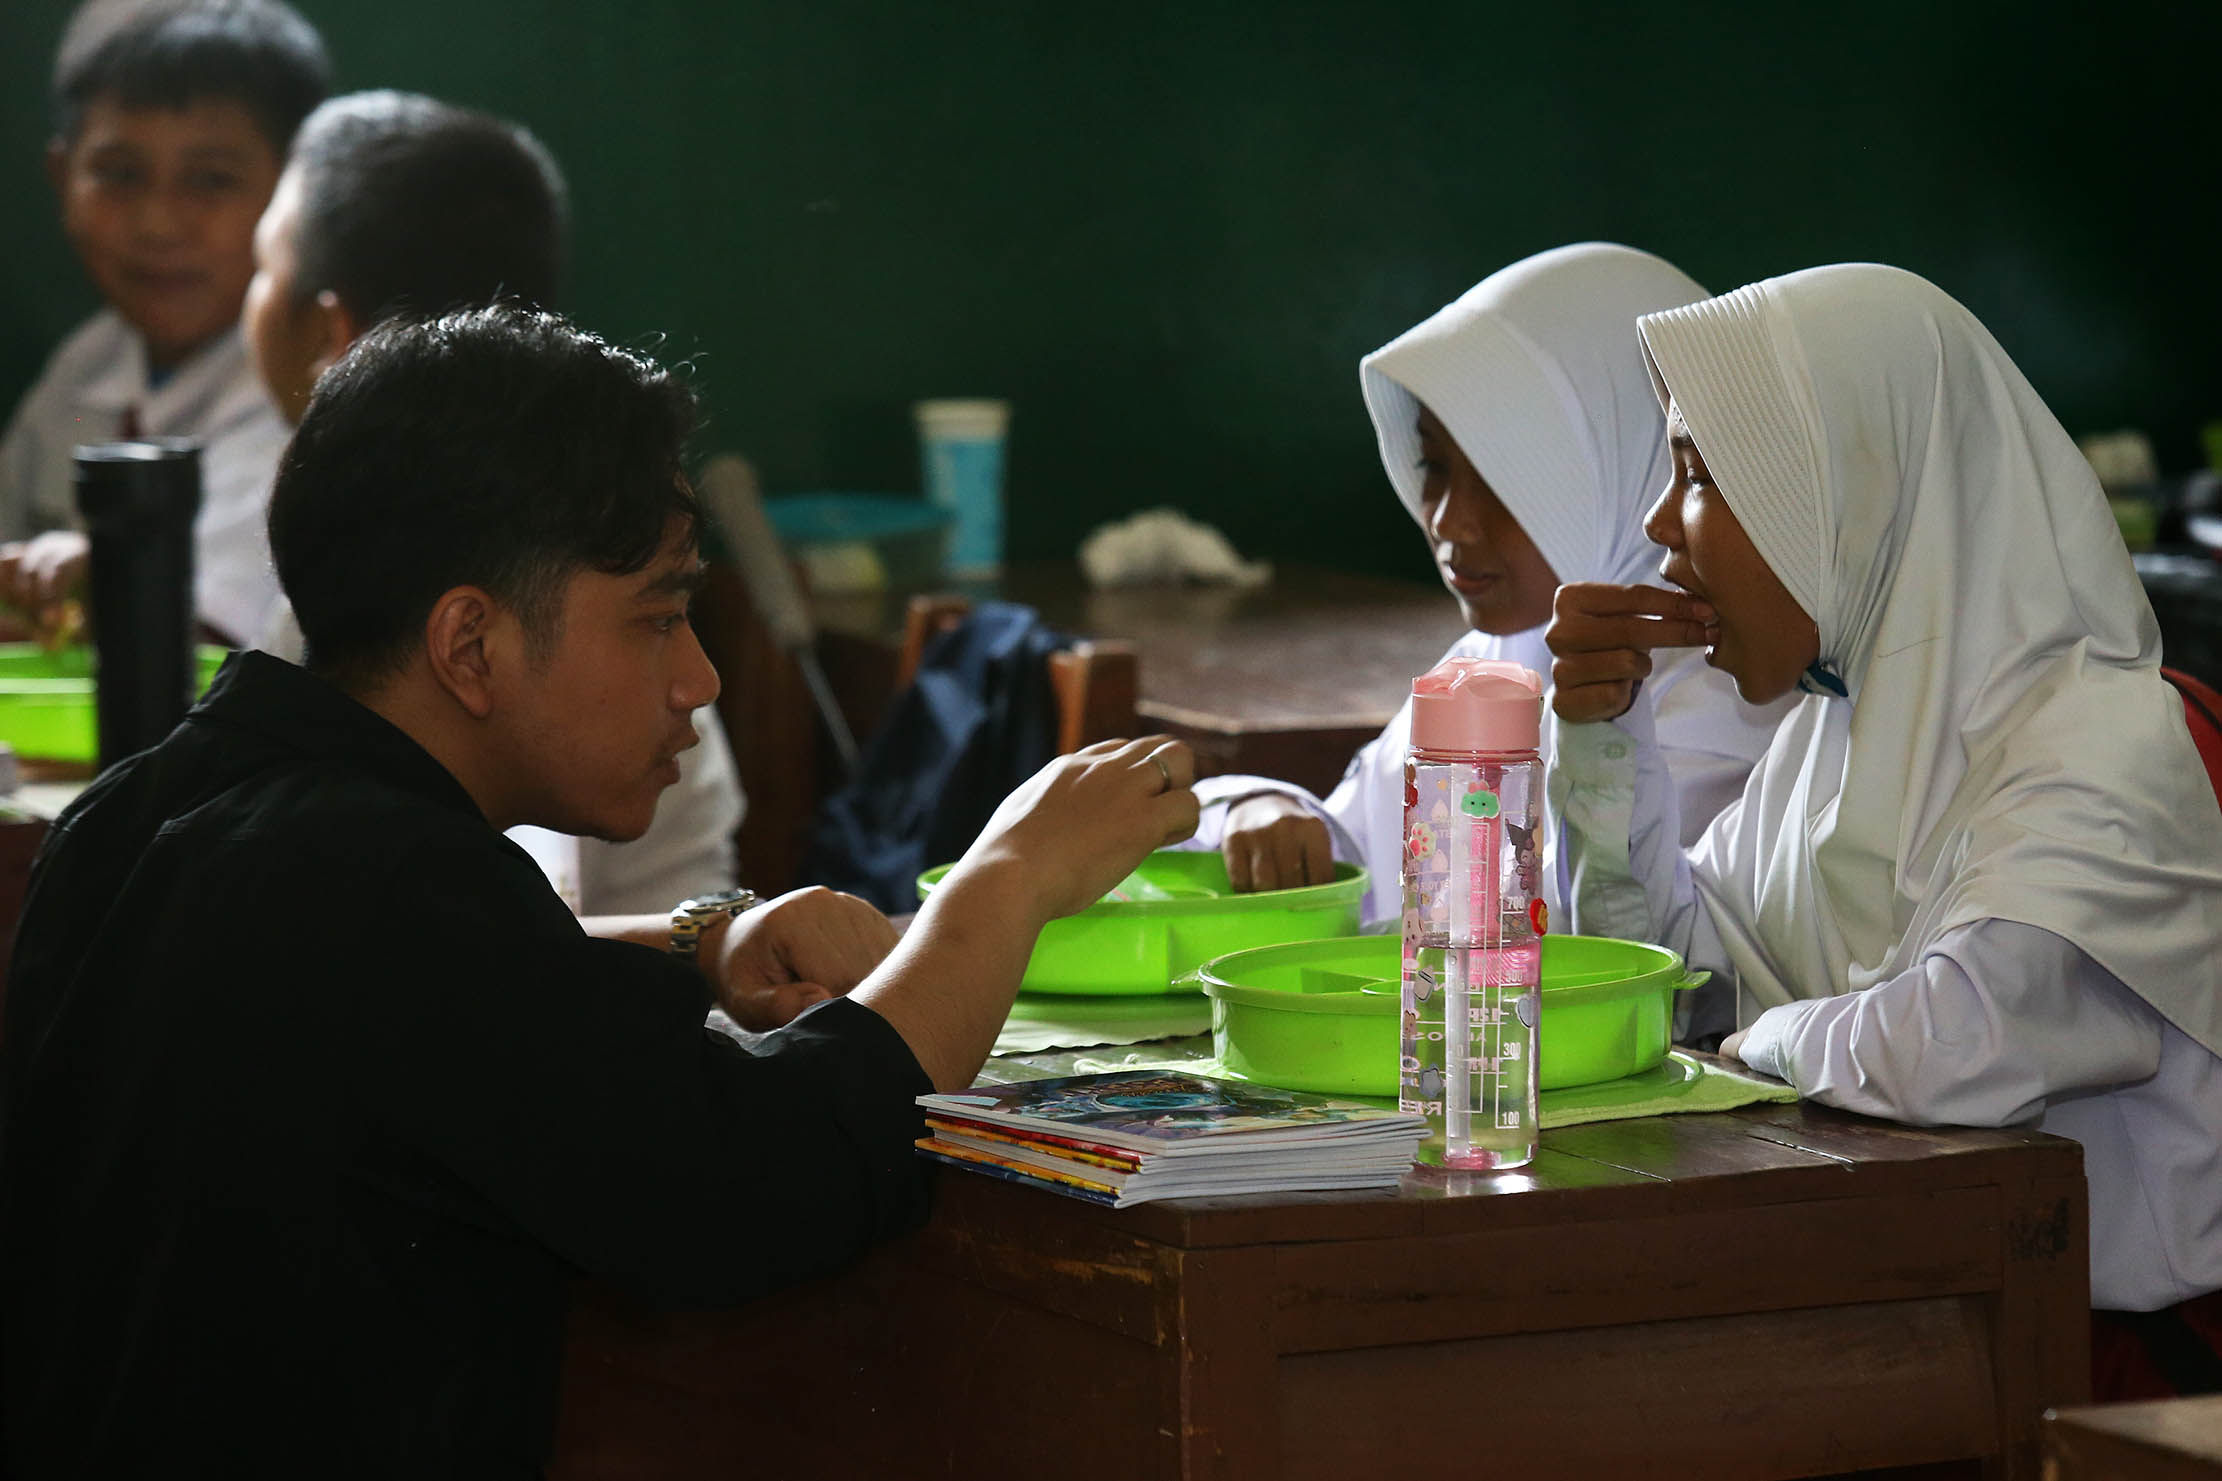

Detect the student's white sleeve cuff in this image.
[1184,774,1362,861]
[1735,999,1820,1086]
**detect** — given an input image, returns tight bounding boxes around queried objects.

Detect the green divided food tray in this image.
[918,850,1368,995]
[1190,932,1704,1095]
[0,643,228,762]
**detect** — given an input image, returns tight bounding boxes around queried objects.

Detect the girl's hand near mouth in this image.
[1544,582,1718,723]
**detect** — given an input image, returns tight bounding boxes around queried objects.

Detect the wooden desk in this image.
[553,1097,2089,1480]
[2044,1394,2222,1478]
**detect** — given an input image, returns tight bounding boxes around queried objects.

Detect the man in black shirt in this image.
[0,306,1198,1477]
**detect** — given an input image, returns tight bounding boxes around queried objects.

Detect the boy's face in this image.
[51,95,283,372]
[486,519,721,842]
[1415,405,1560,636]
[243,163,343,424]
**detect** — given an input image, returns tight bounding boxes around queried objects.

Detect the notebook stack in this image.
[917,1069,1426,1207]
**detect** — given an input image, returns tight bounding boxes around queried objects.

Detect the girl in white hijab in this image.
[1548,262,2222,1334]
[1194,243,1785,929]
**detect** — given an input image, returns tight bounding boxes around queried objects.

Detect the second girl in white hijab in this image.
[1194,243,1786,930]
[1547,262,2222,1323]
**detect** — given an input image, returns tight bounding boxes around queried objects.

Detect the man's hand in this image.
[1545,582,1716,723]
[0,531,91,623]
[953,736,1201,925]
[1222,793,1333,892]
[852,737,1201,1090]
[704,886,900,1031]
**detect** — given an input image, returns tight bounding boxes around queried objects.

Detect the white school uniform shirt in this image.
[256,604,745,917]
[1189,243,1787,932]
[1556,263,2222,1311]
[0,309,292,644]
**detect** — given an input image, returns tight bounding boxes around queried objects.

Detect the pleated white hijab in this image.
[1639,263,2222,1058]
[1360,242,1711,680]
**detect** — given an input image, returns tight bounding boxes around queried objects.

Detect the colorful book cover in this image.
[917,1137,1122,1204]
[918,1070,1423,1155]
[923,1117,1141,1173]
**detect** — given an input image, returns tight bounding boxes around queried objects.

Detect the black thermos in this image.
[71,439,202,771]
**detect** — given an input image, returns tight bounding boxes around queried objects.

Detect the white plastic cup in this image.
[914,398,1010,576]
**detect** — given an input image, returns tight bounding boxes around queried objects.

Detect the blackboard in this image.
[3,0,2216,583]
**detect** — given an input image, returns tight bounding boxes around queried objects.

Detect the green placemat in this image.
[990,992,1211,1056]
[982,1040,1797,1128]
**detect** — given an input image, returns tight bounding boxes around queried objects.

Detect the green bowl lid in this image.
[917,849,1369,917]
[1190,933,1697,1015]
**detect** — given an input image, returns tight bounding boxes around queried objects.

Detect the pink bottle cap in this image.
[1410,657,1543,754]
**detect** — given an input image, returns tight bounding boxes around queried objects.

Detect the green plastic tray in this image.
[917,850,1368,995]
[1190,933,1705,1095]
[0,643,228,762]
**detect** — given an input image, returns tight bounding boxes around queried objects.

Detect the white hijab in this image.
[1361,243,1709,681]
[1639,263,2222,1058]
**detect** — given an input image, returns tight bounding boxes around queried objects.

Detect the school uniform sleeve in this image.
[0,314,116,541]
[1183,717,1401,926]
[1646,643,1788,847]
[0,373,45,541]
[1550,693,1739,1041]
[186,387,291,644]
[1733,919,2164,1126]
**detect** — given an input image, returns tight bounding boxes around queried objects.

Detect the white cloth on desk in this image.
[1185,243,1786,933]
[257,603,744,916]
[1553,263,2222,1309]
[0,311,291,644]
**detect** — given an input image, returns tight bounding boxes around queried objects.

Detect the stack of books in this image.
[917,1070,1426,1207]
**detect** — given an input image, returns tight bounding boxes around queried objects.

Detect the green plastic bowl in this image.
[0,643,228,762]
[1192,933,1705,1095]
[917,850,1369,995]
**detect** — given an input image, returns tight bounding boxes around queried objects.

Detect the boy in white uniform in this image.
[244,90,744,914]
[0,0,328,645]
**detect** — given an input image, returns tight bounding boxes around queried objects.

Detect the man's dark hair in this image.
[51,0,331,149]
[268,305,700,691]
[288,91,569,326]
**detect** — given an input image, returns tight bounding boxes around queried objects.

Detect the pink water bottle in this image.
[1399,658,1544,1170]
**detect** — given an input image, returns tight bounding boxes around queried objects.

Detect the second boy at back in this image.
[242,88,744,915]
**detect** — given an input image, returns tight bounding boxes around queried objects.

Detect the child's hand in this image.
[1222,794,1334,892]
[1545,582,1716,723]
[0,531,91,616]
[954,737,1200,924]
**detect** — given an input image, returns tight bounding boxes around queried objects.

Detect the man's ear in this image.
[422,586,507,720]
[44,138,67,201]
[307,289,360,381]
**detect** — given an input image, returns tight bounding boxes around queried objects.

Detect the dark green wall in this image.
[4,1,2217,584]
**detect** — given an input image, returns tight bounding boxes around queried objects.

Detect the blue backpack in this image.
[801,603,1067,912]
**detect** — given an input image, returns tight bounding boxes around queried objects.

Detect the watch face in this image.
[680,888,756,916]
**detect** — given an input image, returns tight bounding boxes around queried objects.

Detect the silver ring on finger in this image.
[1149,753,1173,793]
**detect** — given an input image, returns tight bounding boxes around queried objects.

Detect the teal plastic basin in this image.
[1191,933,1705,1095]
[0,643,227,762]
[918,850,1369,995]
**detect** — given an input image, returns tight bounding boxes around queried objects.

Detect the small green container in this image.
[917,850,1369,995]
[1191,933,1704,1095]
[0,643,228,762]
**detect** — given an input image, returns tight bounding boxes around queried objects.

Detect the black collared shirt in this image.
[0,651,932,1478]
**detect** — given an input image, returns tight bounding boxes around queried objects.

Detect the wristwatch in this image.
[668,887,761,959]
